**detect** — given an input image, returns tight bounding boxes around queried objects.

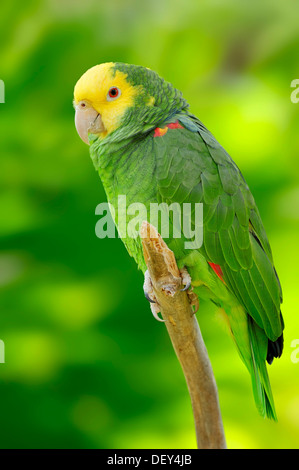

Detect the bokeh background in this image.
[0,0,299,449]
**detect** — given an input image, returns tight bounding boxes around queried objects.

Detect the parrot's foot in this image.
[143,268,199,321]
[179,266,192,291]
[179,267,199,314]
[143,270,165,322]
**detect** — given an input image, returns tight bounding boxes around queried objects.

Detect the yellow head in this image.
[74,62,188,145]
[74,62,143,144]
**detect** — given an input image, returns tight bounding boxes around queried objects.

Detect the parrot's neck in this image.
[90,132,157,213]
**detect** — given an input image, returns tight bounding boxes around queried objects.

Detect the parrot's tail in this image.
[248,318,277,421]
[228,305,277,420]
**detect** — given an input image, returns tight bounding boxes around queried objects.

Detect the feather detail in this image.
[154,120,184,137]
[208,262,225,284]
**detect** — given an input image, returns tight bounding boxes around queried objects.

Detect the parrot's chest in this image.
[97,139,160,270]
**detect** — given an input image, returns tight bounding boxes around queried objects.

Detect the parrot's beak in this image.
[75,101,105,145]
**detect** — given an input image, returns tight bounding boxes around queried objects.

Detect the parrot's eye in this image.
[107,87,121,101]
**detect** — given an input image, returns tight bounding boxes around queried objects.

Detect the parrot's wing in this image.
[154,114,283,343]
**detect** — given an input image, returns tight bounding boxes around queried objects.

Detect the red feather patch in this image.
[153,127,168,137]
[208,262,225,284]
[154,120,184,137]
[166,121,184,130]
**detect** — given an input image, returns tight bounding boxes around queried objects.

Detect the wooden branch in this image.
[140,221,227,450]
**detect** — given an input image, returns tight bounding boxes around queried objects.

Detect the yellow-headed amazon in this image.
[73,62,284,420]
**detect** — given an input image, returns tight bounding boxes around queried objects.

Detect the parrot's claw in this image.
[179,267,199,314]
[144,291,156,304]
[150,302,165,323]
[143,270,165,322]
[179,267,192,291]
[188,291,200,314]
[143,270,156,304]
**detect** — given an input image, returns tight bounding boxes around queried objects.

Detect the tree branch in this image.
[140,221,227,449]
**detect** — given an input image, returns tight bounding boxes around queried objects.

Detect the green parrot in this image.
[73,62,284,420]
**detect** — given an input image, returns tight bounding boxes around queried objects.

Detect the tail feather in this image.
[227,305,278,420]
[248,318,277,420]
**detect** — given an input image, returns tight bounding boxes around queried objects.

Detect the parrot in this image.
[73,62,284,420]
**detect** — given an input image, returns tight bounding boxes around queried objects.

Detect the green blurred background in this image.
[0,0,299,449]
